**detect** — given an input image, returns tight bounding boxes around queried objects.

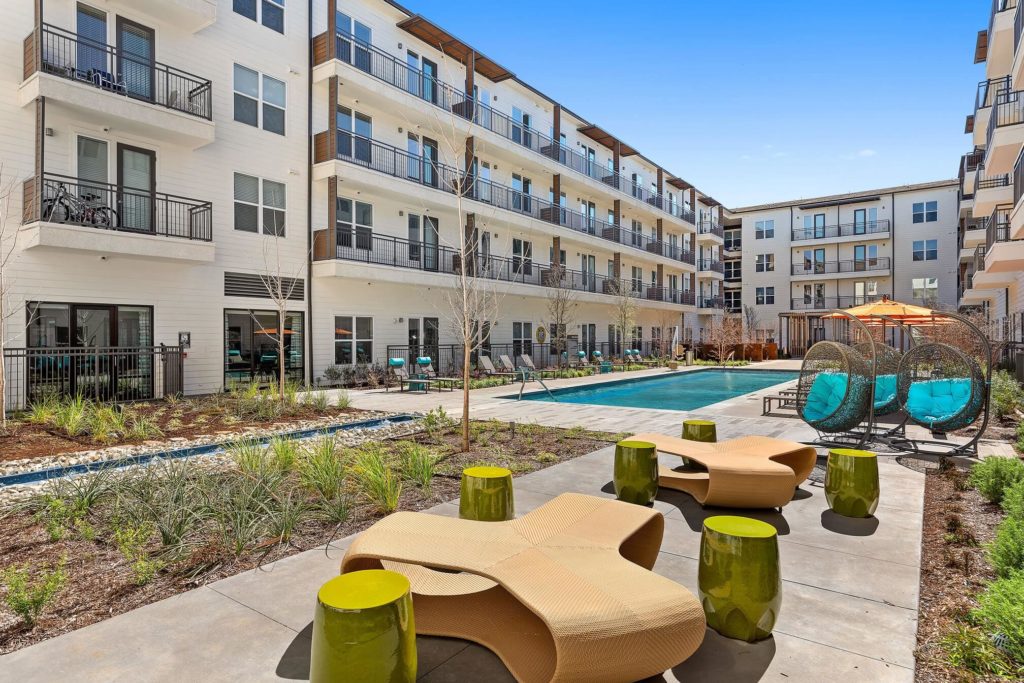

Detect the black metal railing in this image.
[698,296,725,309]
[987,205,1013,249]
[315,230,697,306]
[697,258,724,273]
[976,244,988,272]
[961,150,985,178]
[988,90,1024,151]
[24,172,212,241]
[790,219,891,241]
[1015,148,1024,206]
[698,221,724,238]
[1016,0,1024,53]
[333,134,697,265]
[329,30,692,223]
[977,76,1013,111]
[31,24,212,120]
[3,345,184,413]
[789,295,886,311]
[790,257,891,276]
[977,166,1013,189]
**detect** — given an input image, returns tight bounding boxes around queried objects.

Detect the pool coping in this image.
[500,366,800,406]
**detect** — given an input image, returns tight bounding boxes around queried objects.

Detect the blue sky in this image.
[408,0,982,207]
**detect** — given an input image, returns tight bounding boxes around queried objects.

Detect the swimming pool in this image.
[515,369,799,411]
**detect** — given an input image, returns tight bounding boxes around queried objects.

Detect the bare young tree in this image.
[257,235,305,400]
[545,264,577,363]
[610,280,637,358]
[0,168,17,429]
[704,314,744,364]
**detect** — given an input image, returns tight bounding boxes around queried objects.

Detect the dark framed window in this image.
[224,309,304,387]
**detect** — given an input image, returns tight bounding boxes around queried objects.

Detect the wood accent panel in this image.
[551,174,560,223]
[22,177,38,224]
[465,51,475,103]
[312,229,329,260]
[613,252,621,279]
[552,105,561,143]
[312,32,329,66]
[327,177,338,259]
[327,77,338,160]
[313,131,330,164]
[327,0,337,61]
[613,199,620,226]
[656,218,663,242]
[23,31,38,81]
[657,263,664,288]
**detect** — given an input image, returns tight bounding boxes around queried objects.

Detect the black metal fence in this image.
[790,257,891,276]
[790,220,891,241]
[988,89,1024,150]
[789,295,887,311]
[32,23,212,119]
[25,172,212,240]
[330,29,693,224]
[3,345,184,413]
[976,75,1012,111]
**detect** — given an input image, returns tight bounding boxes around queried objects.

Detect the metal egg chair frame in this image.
[852,313,919,439]
[795,310,878,449]
[882,310,991,456]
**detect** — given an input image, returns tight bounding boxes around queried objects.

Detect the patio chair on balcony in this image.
[631,432,818,509]
[89,69,126,94]
[341,492,706,682]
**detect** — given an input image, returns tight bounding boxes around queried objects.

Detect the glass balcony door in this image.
[117,17,155,101]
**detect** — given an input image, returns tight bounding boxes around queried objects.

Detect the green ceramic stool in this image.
[311,570,416,683]
[698,516,781,643]
[824,448,880,518]
[682,419,717,442]
[459,466,514,521]
[613,439,659,505]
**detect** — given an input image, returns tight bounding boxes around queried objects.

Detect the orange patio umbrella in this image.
[823,296,939,324]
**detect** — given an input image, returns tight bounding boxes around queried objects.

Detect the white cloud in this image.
[843,148,878,160]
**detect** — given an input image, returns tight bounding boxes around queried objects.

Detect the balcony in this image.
[789,295,886,311]
[985,204,1024,273]
[698,296,725,310]
[974,78,1011,146]
[21,24,214,146]
[697,221,724,240]
[314,133,697,268]
[790,220,890,242]
[984,90,1024,174]
[987,0,1017,75]
[1011,147,1024,238]
[312,30,694,225]
[20,172,214,262]
[975,167,1014,215]
[697,258,724,275]
[790,257,891,277]
[309,231,694,307]
[130,0,217,33]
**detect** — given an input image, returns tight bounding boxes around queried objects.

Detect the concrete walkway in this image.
[1,389,925,682]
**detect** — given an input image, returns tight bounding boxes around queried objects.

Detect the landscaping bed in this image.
[0,387,361,463]
[915,458,1024,681]
[0,414,627,654]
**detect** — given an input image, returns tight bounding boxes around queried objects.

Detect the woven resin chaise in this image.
[341,492,705,683]
[631,433,818,509]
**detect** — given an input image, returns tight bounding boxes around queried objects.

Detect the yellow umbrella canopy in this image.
[823,296,936,322]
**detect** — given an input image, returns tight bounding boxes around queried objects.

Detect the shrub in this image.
[228,438,268,476]
[970,457,1024,504]
[266,490,309,544]
[297,436,346,500]
[268,436,300,472]
[35,497,74,542]
[52,395,89,437]
[397,443,439,492]
[941,623,1018,678]
[113,521,163,586]
[352,447,402,513]
[974,571,1024,664]
[335,390,351,409]
[1,556,68,627]
[989,517,1024,578]
[303,390,330,412]
[535,451,558,463]
[1003,479,1024,519]
[126,415,163,441]
[991,370,1024,419]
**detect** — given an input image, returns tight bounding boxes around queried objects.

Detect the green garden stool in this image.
[311,570,416,683]
[682,419,717,442]
[613,439,659,505]
[824,448,880,518]
[698,516,781,643]
[459,466,514,521]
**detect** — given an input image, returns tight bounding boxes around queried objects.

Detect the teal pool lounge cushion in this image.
[905,378,971,426]
[802,372,848,423]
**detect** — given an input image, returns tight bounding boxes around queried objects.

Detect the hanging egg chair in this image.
[896,342,986,432]
[796,341,873,433]
[853,341,901,416]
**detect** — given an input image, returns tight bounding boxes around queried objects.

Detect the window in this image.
[804,213,826,238]
[724,290,741,310]
[724,228,741,250]
[755,286,775,305]
[512,238,532,275]
[512,321,533,358]
[724,260,741,279]
[755,254,774,273]
[854,244,879,270]
[913,201,938,223]
[334,316,373,364]
[234,65,285,134]
[233,0,283,33]
[912,239,938,261]
[631,266,643,293]
[511,174,532,213]
[234,173,286,235]
[225,309,303,386]
[336,197,372,250]
[755,219,774,239]
[912,277,939,304]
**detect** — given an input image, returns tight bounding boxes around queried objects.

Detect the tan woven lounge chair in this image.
[631,433,818,509]
[342,492,705,683]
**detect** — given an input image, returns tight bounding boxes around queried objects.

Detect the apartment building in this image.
[727,181,961,354]
[957,0,1024,339]
[0,0,730,404]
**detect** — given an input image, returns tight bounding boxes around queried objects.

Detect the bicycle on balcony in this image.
[41,182,120,228]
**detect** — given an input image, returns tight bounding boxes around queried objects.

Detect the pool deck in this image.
[0,360,953,682]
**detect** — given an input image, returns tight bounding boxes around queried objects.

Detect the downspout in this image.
[305,0,314,385]
[890,192,896,301]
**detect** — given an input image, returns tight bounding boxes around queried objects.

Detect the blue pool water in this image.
[515,369,799,411]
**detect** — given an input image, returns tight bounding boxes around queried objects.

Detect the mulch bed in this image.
[0,400,365,463]
[0,421,623,655]
[914,465,1005,682]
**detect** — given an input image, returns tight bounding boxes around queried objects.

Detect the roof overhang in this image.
[798,195,881,210]
[397,15,514,82]
[667,178,694,190]
[577,125,637,156]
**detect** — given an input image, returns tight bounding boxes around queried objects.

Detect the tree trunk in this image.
[0,295,6,431]
[278,310,286,399]
[462,337,471,452]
